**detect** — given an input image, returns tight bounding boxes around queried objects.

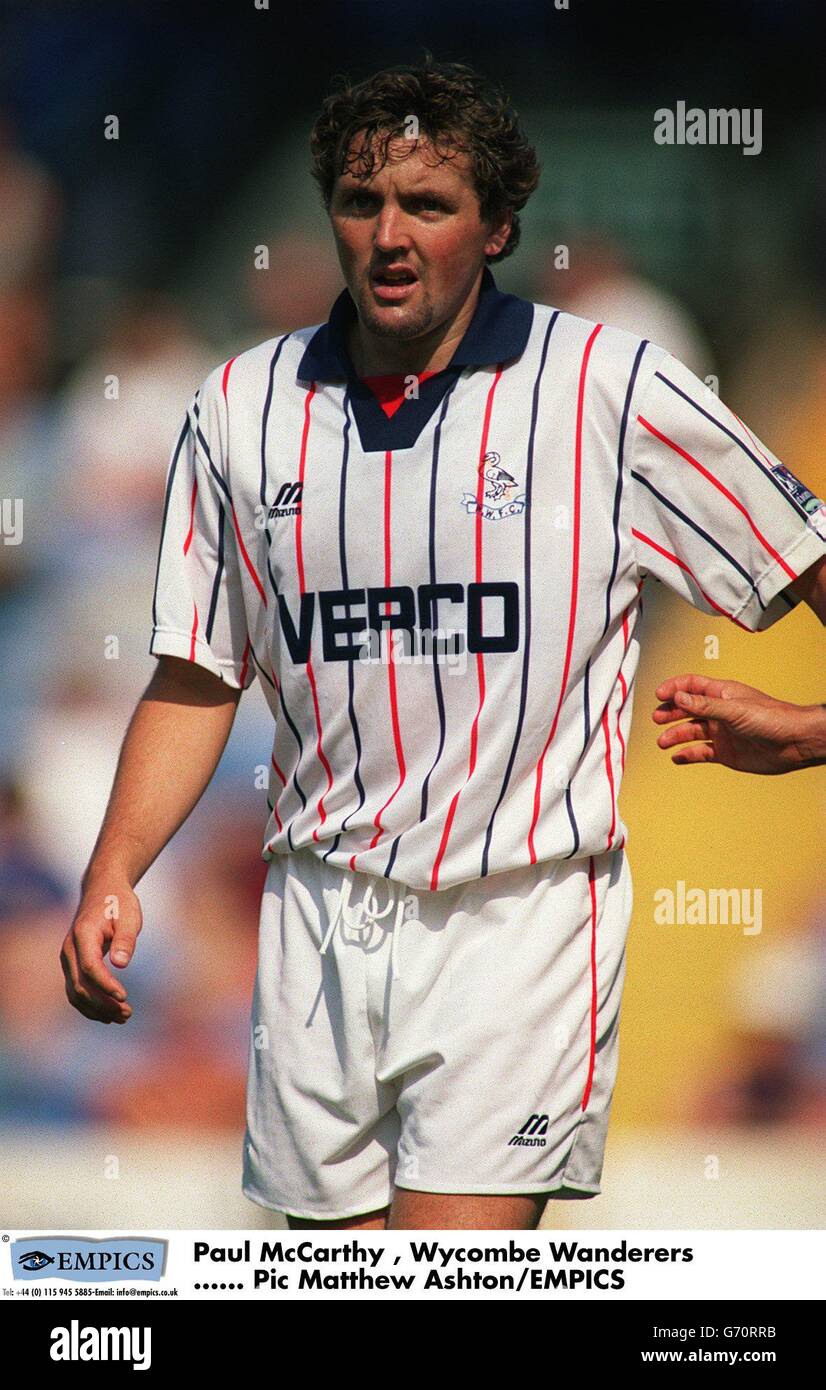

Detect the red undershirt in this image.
[360,369,438,418]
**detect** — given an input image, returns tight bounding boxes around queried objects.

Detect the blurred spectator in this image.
[692,919,826,1127]
[244,232,343,335]
[537,233,712,377]
[56,293,212,543]
[0,777,67,924]
[0,116,61,291]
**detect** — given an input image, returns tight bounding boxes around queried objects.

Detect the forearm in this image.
[796,703,826,767]
[82,658,241,891]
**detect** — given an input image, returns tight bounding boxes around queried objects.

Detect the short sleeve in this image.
[629,354,826,631]
[149,374,254,688]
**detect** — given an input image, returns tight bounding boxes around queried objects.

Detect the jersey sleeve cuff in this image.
[731,525,826,632]
[149,627,249,690]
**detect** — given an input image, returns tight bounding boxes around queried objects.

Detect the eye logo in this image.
[19,1250,55,1272]
[12,1235,167,1282]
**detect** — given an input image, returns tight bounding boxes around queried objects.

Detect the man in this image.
[62,60,826,1231]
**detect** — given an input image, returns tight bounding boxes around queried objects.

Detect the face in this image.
[328,134,511,342]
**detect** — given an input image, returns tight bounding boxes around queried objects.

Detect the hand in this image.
[60,875,142,1023]
[652,673,826,774]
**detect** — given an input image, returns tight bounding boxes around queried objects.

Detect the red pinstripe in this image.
[616,673,628,774]
[220,356,268,607]
[527,324,603,864]
[366,450,407,853]
[429,366,503,890]
[270,755,286,833]
[581,856,598,1111]
[729,408,777,475]
[615,605,632,774]
[600,707,617,847]
[263,662,288,841]
[221,358,235,400]
[295,385,334,842]
[637,413,798,580]
[189,602,199,662]
[230,501,268,607]
[238,637,251,688]
[633,526,751,630]
[183,478,197,555]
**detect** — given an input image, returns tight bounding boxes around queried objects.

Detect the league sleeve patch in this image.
[771,464,826,540]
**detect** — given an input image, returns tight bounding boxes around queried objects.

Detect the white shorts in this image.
[242,845,632,1221]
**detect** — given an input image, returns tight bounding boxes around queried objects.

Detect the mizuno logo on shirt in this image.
[269,481,303,518]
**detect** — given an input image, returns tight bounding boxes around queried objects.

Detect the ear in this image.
[483,211,513,260]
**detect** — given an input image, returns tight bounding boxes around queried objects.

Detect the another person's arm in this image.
[60,655,241,1024]
[652,673,826,773]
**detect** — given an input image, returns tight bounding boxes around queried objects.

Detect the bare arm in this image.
[652,674,826,773]
[61,655,242,1024]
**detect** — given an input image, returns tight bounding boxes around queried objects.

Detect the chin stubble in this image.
[358,287,435,340]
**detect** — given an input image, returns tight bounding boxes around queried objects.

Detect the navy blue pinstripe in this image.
[481,313,558,878]
[383,379,460,881]
[631,467,768,609]
[258,338,308,848]
[653,371,813,523]
[151,416,190,631]
[564,338,648,860]
[326,391,366,863]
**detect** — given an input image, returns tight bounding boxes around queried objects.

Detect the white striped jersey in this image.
[150,269,826,891]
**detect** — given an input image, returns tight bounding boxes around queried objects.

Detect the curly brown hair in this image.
[310,58,540,263]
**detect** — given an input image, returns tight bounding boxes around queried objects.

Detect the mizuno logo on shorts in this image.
[509,1113,549,1146]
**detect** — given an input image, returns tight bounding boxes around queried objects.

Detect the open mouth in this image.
[370,267,419,300]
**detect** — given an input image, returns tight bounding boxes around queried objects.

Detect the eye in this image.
[343,190,376,211]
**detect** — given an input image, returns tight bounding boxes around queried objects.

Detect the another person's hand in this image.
[652,674,826,774]
[60,875,141,1023]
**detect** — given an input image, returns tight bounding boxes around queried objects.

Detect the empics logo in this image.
[50,1321,151,1372]
[509,1113,549,1147]
[12,1236,166,1282]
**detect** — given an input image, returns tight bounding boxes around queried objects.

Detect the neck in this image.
[347,270,484,377]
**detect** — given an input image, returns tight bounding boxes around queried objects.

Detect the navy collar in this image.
[297,267,534,384]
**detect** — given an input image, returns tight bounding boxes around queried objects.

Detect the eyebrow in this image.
[337,180,456,199]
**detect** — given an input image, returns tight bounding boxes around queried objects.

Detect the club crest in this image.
[461,452,527,520]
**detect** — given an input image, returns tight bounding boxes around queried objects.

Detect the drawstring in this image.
[319,873,415,978]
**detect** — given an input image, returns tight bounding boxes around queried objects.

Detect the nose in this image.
[373,204,411,255]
